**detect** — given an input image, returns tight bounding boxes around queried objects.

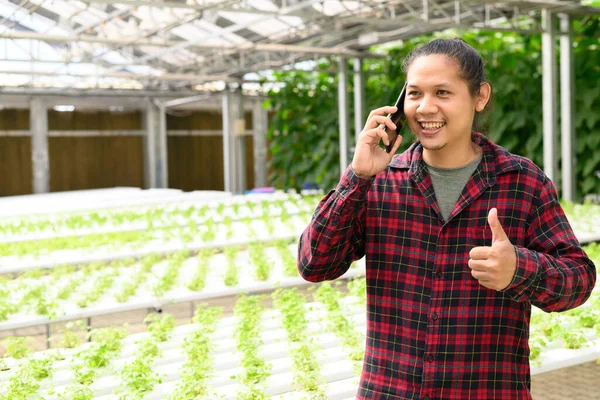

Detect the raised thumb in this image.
[488,207,508,244]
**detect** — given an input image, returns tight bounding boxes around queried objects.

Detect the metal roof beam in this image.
[89,9,203,63]
[128,0,325,67]
[3,0,59,30]
[87,0,240,66]
[0,68,234,83]
[0,30,370,57]
[73,5,133,34]
[75,0,316,16]
[0,87,209,98]
[476,0,600,15]
[0,30,176,46]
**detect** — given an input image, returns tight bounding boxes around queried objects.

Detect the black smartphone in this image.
[383,82,407,153]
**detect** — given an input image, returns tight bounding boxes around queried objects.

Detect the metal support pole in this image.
[143,100,158,188]
[87,317,92,342]
[222,88,235,193]
[253,100,268,188]
[542,9,558,185]
[46,324,51,349]
[30,97,49,193]
[454,0,460,25]
[233,88,246,192]
[353,58,365,145]
[157,103,168,188]
[338,57,350,176]
[559,14,576,202]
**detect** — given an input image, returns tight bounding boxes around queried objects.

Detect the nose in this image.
[416,94,438,115]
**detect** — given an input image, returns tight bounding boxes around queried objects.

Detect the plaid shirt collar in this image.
[389,131,525,186]
[388,132,528,222]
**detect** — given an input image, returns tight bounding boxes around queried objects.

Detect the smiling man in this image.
[298,38,596,400]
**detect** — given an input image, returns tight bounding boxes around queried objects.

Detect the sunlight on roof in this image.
[0,2,69,35]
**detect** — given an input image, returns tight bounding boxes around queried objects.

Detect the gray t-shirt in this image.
[424,153,483,222]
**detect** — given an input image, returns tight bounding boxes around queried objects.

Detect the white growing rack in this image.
[0,191,315,244]
[0,246,366,333]
[0,188,233,219]
[0,192,332,339]
[0,294,367,399]
[0,210,310,274]
[0,201,596,340]
[1,291,598,400]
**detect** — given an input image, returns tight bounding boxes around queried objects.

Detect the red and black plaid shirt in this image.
[298,132,596,400]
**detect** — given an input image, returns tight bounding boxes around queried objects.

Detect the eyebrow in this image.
[407,83,451,88]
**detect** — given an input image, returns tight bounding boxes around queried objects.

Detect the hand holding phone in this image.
[351,85,407,178]
[383,83,407,153]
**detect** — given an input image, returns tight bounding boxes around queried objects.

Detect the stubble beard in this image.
[421,142,447,151]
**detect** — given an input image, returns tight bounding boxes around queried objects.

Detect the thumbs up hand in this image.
[468,208,517,291]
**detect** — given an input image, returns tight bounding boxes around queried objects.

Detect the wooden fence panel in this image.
[0,137,32,196]
[168,135,254,192]
[49,136,144,192]
[48,111,141,130]
[0,109,29,130]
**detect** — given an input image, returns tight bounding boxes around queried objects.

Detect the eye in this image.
[437,90,449,95]
[408,90,420,96]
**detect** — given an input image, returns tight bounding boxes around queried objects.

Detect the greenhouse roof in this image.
[0,0,597,93]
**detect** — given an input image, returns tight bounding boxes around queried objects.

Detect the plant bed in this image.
[0,244,365,332]
[0,279,597,399]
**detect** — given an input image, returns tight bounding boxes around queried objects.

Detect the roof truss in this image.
[0,0,596,92]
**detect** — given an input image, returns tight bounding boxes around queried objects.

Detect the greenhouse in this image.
[0,0,599,399]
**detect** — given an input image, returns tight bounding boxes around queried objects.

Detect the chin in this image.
[420,137,447,151]
[422,144,447,151]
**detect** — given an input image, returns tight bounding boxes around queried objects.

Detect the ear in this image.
[475,82,491,112]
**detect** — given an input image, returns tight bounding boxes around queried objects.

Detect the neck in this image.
[423,139,481,169]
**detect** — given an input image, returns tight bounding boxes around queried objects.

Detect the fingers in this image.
[388,132,403,154]
[365,108,398,131]
[363,126,394,147]
[468,258,488,271]
[469,246,492,260]
[470,269,490,282]
[372,116,398,132]
[368,106,398,119]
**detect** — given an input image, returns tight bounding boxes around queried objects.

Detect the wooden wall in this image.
[166,110,255,192]
[48,111,144,191]
[167,110,253,130]
[49,136,144,192]
[0,137,32,196]
[0,109,29,130]
[0,107,258,196]
[167,135,254,191]
[48,110,142,130]
[0,110,31,195]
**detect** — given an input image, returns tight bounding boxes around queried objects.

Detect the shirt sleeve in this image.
[297,165,373,282]
[501,177,597,312]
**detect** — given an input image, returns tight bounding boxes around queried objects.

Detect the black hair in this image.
[402,37,492,133]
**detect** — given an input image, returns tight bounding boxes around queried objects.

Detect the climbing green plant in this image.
[263,64,341,190]
[264,17,600,199]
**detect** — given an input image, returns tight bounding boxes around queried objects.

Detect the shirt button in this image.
[431,312,438,321]
[427,355,434,362]
[423,395,431,400]
[436,271,443,278]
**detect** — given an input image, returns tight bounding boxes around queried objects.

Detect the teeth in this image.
[421,122,445,130]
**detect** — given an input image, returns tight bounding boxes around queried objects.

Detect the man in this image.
[297,38,596,399]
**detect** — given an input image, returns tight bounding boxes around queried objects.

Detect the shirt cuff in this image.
[501,246,540,301]
[336,165,375,202]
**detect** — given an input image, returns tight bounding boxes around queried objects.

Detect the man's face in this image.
[404,54,480,154]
